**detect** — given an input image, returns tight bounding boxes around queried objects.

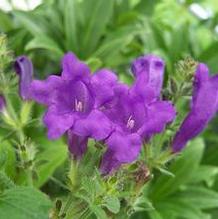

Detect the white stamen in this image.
[75,99,83,112]
[127,116,135,129]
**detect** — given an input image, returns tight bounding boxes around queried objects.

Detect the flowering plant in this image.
[0,32,216,218]
[1,1,218,217]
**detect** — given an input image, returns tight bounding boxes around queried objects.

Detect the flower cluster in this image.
[14,52,218,174]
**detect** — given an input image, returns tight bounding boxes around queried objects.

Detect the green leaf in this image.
[20,102,33,126]
[136,0,160,15]
[86,57,102,72]
[155,186,218,219]
[0,187,52,219]
[91,205,108,219]
[35,139,67,187]
[103,196,120,214]
[81,0,114,56]
[0,142,16,179]
[64,0,78,52]
[81,177,97,202]
[150,138,204,201]
[132,196,154,212]
[175,186,218,209]
[94,26,139,58]
[12,11,45,36]
[0,10,13,32]
[0,171,15,191]
[156,199,207,219]
[188,165,218,187]
[25,36,64,58]
[148,210,164,219]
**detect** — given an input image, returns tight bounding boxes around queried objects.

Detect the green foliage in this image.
[136,139,218,219]
[103,196,120,214]
[0,142,16,179]
[1,1,218,219]
[0,187,52,219]
[150,138,204,201]
[34,139,68,188]
[0,171,15,191]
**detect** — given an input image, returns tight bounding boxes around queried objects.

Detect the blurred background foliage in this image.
[1,0,218,218]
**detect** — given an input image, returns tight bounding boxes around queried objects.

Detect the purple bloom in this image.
[90,69,118,108]
[131,54,165,98]
[29,52,113,157]
[172,63,218,152]
[14,56,33,100]
[100,55,176,174]
[68,129,88,159]
[0,95,6,112]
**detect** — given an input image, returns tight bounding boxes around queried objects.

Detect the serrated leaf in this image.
[0,142,16,179]
[81,177,96,201]
[103,196,120,214]
[0,171,15,191]
[0,187,52,219]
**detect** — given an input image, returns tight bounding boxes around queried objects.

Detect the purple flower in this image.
[131,54,165,98]
[68,129,88,159]
[14,56,33,100]
[172,63,218,152]
[0,95,6,112]
[100,55,176,174]
[90,69,118,108]
[29,52,113,157]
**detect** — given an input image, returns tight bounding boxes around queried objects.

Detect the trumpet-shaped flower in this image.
[172,63,218,152]
[30,52,114,157]
[100,55,176,174]
[14,56,33,100]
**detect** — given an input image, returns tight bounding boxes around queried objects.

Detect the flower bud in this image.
[14,56,33,100]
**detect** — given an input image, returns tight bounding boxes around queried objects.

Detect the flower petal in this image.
[14,56,33,100]
[192,63,209,107]
[131,54,165,98]
[130,80,156,104]
[29,75,61,105]
[73,110,113,140]
[43,105,75,139]
[138,101,176,139]
[68,129,88,159]
[91,69,118,107]
[61,52,90,82]
[100,131,141,174]
[172,63,218,152]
